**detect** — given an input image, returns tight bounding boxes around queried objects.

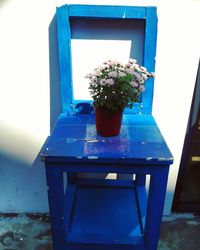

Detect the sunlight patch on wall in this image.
[71,39,132,100]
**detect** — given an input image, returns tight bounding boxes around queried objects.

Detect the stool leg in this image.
[45,165,65,250]
[135,174,146,186]
[144,166,169,250]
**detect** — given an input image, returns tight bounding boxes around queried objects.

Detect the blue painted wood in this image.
[45,166,65,250]
[63,183,77,235]
[43,4,173,250]
[41,114,173,165]
[135,174,146,186]
[144,167,169,250]
[67,185,143,244]
[68,5,146,19]
[65,243,145,250]
[142,7,157,114]
[76,178,135,188]
[135,185,148,233]
[45,162,168,175]
[56,5,157,115]
[56,6,73,114]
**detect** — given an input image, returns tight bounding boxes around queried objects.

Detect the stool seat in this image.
[41,114,173,165]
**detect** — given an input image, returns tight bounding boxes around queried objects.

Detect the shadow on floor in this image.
[0,213,200,250]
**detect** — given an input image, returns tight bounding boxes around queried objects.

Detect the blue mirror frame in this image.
[56,5,157,115]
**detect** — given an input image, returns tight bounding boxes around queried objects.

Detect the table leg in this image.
[135,174,146,186]
[45,165,65,250]
[144,166,169,250]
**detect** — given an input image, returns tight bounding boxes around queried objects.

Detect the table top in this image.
[41,114,173,165]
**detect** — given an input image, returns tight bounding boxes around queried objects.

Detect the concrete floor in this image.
[0,213,200,250]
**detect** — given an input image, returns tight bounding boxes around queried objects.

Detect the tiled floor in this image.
[0,213,200,250]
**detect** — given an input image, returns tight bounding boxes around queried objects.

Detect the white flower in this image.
[119,67,125,72]
[85,73,93,78]
[91,77,97,84]
[129,58,137,64]
[93,70,101,77]
[140,66,147,72]
[141,73,148,81]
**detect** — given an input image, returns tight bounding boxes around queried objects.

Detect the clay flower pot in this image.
[95,108,122,137]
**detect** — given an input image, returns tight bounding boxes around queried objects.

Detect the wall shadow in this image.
[49,14,62,132]
[0,151,48,213]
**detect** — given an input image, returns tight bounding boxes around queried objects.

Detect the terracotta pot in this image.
[95,108,122,137]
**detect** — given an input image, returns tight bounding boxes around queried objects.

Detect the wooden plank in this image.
[68,186,143,243]
[41,114,173,165]
[46,162,171,174]
[65,242,145,250]
[56,6,73,114]
[142,7,157,114]
[68,5,146,19]
[67,232,143,245]
[76,178,135,188]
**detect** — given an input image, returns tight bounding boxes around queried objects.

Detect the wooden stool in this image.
[41,5,173,250]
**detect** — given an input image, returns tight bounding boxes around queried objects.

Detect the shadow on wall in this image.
[49,14,62,132]
[0,151,49,213]
[0,0,9,8]
[0,14,61,214]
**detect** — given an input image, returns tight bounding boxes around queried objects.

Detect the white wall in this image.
[153,1,200,214]
[0,0,56,212]
[0,0,199,214]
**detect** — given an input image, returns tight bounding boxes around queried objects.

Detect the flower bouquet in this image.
[86,58,154,136]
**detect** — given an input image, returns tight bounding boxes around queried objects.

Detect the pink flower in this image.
[118,72,126,77]
[139,85,145,92]
[99,79,107,86]
[108,71,118,77]
[132,72,143,82]
[130,81,138,87]
[126,68,135,75]
[106,79,115,86]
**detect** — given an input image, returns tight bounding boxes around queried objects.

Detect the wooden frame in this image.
[56,5,157,115]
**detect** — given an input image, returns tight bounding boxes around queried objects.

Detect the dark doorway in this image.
[172,59,200,213]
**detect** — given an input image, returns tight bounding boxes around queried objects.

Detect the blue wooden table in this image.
[42,4,173,249]
[41,113,173,250]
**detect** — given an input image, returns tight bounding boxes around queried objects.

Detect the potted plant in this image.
[86,58,154,137]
